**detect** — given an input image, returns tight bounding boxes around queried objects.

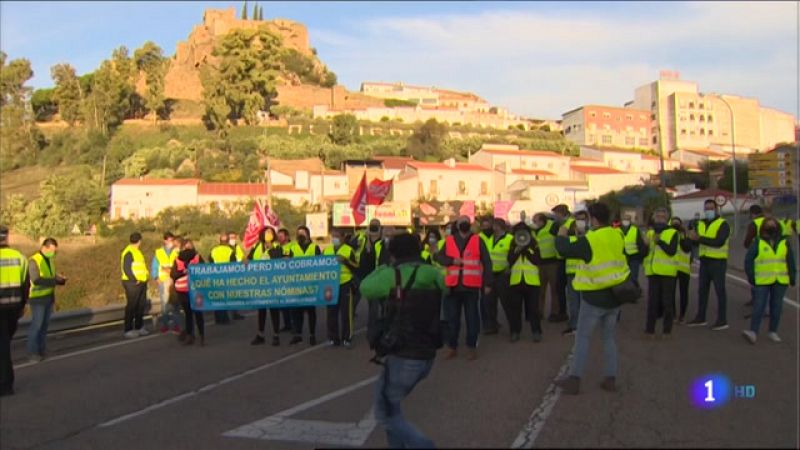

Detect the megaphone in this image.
[514,228,532,247]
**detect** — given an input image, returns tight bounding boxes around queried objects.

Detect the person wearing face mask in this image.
[249,228,285,347]
[481,218,513,335]
[436,215,493,360]
[620,214,647,289]
[357,220,391,286]
[209,233,236,325]
[643,208,679,339]
[532,213,560,327]
[554,202,629,395]
[743,217,796,344]
[561,210,589,336]
[507,220,543,342]
[324,228,358,348]
[741,205,765,308]
[172,239,206,346]
[276,228,295,332]
[549,205,572,324]
[420,228,444,269]
[687,199,730,330]
[151,232,181,335]
[26,238,66,363]
[227,231,247,321]
[670,217,693,324]
[289,225,321,345]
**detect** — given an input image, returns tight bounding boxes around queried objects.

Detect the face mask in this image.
[622,220,631,227]
[653,223,667,232]
[369,225,380,233]
[229,239,237,246]
[575,220,587,232]
[671,222,681,229]
[481,227,493,236]
[532,222,542,230]
[332,238,340,246]
[445,228,451,236]
[43,251,55,258]
[763,227,778,237]
[458,222,471,233]
[704,210,716,221]
[298,235,308,243]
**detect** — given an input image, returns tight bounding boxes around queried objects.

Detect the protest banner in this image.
[189,256,340,310]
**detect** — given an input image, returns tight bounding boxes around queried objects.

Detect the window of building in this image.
[699,103,704,109]
[521,159,527,167]
[689,114,695,120]
[603,112,611,119]
[589,111,596,118]
[625,136,635,146]
[700,129,706,135]
[653,136,658,144]
[587,134,595,143]
[480,182,488,195]
[429,180,438,195]
[602,135,613,145]
[334,181,341,189]
[616,115,621,121]
[565,126,572,134]
[458,180,467,195]
[548,162,554,169]
[531,161,538,168]
[680,115,686,122]
[708,129,714,136]
[690,130,695,136]
[651,100,656,107]
[418,182,424,196]
[625,114,633,121]
[603,124,611,130]
[639,137,649,146]
[639,114,647,120]
[651,113,656,120]
[699,115,705,122]
[707,115,713,122]
[689,101,694,108]
[680,129,687,135]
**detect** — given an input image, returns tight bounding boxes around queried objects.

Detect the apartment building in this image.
[562,105,652,149]
[392,159,494,205]
[579,146,681,173]
[268,158,349,206]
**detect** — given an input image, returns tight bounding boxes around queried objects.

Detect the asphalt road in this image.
[1,265,798,449]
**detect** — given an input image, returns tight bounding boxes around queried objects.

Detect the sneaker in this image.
[742,330,757,345]
[327,339,341,347]
[343,339,353,349]
[159,325,169,334]
[28,354,43,364]
[466,349,478,361]
[687,319,707,327]
[677,317,686,325]
[137,328,150,336]
[271,335,280,346]
[767,332,782,343]
[309,335,317,346]
[124,330,139,339]
[555,376,580,395]
[711,323,729,331]
[444,348,458,360]
[532,333,543,343]
[251,335,266,346]
[289,336,303,345]
[562,328,575,337]
[601,377,617,392]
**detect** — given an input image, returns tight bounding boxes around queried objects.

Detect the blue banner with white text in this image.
[188,256,340,310]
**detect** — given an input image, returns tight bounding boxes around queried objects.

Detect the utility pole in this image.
[712,93,738,238]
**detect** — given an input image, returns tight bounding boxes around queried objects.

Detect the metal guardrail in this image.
[15,300,164,338]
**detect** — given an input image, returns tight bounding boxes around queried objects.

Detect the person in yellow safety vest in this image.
[743,217,796,344]
[209,233,237,325]
[531,213,561,335]
[643,208,679,339]
[507,221,543,342]
[687,199,730,330]
[421,228,445,270]
[482,218,513,336]
[561,210,588,336]
[151,232,181,335]
[289,225,321,346]
[249,227,285,347]
[356,220,390,312]
[226,231,246,321]
[670,217,694,324]
[0,225,31,396]
[780,217,793,238]
[554,202,629,395]
[477,216,496,335]
[549,204,572,324]
[26,237,66,363]
[741,205,765,308]
[620,213,647,289]
[121,232,149,339]
[324,228,358,348]
[275,228,294,332]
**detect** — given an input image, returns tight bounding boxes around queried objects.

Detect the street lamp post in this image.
[710,93,738,238]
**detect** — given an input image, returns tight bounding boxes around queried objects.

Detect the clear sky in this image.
[0,1,796,119]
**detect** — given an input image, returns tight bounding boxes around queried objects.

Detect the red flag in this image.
[264,204,281,230]
[350,172,368,226]
[367,178,393,206]
[243,201,267,249]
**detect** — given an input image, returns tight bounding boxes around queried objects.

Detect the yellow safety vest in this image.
[121,245,148,282]
[572,227,630,291]
[644,228,679,277]
[154,247,178,282]
[0,247,28,307]
[488,233,513,273]
[752,217,764,236]
[210,245,234,265]
[233,244,245,262]
[565,236,579,275]
[324,244,354,284]
[253,241,281,260]
[536,220,557,259]
[698,217,729,260]
[421,239,445,265]
[509,252,540,286]
[29,252,56,299]
[556,217,575,260]
[754,238,789,286]
[675,235,691,275]
[290,242,319,258]
[780,219,793,237]
[479,232,492,253]
[623,226,640,256]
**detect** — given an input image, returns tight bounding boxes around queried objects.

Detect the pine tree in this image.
[256,4,263,20]
[254,4,259,20]
[241,0,248,19]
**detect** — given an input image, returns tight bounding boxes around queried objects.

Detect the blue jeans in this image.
[627,258,642,288]
[570,300,620,378]
[374,356,435,449]
[443,290,480,349]
[751,284,787,334]
[27,301,53,356]
[158,282,183,329]
[566,275,581,330]
[696,258,727,324]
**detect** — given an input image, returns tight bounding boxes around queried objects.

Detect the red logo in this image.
[324,286,334,302]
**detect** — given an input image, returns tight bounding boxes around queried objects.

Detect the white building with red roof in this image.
[392,158,494,205]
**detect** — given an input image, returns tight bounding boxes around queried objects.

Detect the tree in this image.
[718,161,749,194]
[82,59,128,136]
[111,46,136,118]
[31,88,57,121]
[241,0,248,19]
[329,114,358,145]
[200,27,283,135]
[0,52,43,170]
[51,63,83,125]
[321,71,337,88]
[407,119,447,160]
[134,41,168,122]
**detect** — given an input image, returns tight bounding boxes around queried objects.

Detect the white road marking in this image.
[97,328,366,428]
[511,351,573,449]
[14,333,162,370]
[223,376,379,446]
[723,273,800,308]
